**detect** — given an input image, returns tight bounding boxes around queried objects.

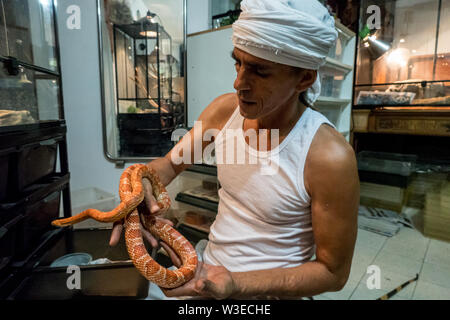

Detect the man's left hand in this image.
[159,242,236,299]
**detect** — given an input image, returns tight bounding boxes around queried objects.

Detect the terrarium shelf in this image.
[186,163,217,176]
[129,126,179,132]
[175,193,218,212]
[315,96,351,107]
[355,80,450,87]
[334,19,355,40]
[118,98,175,101]
[353,104,450,110]
[324,57,353,73]
[118,112,184,116]
[180,222,210,235]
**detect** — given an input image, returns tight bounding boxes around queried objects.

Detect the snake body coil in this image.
[52,164,198,288]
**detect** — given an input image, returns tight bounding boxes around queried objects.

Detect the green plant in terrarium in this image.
[127,105,137,113]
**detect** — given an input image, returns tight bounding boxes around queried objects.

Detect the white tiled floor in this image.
[316,227,450,300]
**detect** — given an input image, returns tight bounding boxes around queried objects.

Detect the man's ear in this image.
[296,69,317,93]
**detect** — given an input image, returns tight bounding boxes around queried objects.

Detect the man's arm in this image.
[163,125,359,299]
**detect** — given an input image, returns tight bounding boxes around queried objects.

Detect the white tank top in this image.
[202,106,335,272]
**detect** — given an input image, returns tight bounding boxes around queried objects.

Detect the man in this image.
[110,0,359,299]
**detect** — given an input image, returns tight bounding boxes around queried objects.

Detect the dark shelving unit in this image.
[0,0,72,299]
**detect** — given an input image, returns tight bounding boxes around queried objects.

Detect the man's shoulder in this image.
[310,124,354,161]
[304,124,357,193]
[199,93,239,131]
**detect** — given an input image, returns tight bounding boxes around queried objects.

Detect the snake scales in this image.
[51,164,198,288]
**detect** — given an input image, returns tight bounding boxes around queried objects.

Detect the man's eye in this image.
[256,70,268,76]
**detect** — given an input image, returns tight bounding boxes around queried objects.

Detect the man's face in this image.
[231,47,307,120]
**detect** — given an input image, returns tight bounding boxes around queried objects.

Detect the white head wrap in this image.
[232,0,338,104]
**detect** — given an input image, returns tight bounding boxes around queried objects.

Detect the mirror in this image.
[97,0,186,161]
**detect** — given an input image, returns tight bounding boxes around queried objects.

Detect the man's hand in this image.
[109,178,173,247]
[160,259,236,300]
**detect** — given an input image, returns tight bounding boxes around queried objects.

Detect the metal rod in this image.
[145,34,149,104]
[51,0,72,219]
[113,26,119,116]
[183,0,187,128]
[0,56,60,77]
[157,25,161,129]
[1,0,9,56]
[432,0,442,81]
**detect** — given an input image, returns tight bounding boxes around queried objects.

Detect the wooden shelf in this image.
[353,108,450,136]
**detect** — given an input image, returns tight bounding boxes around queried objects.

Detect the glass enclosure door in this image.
[355,0,450,107]
[0,0,58,71]
[0,0,62,128]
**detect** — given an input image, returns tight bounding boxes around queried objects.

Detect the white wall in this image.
[187,27,235,127]
[57,0,124,198]
[187,0,210,34]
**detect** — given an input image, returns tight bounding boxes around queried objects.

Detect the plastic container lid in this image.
[50,253,93,267]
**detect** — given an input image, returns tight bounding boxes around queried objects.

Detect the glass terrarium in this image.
[354,0,450,107]
[0,0,62,129]
[113,11,183,157]
[211,0,241,29]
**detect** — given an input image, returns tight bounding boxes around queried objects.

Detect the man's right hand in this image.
[109,178,172,248]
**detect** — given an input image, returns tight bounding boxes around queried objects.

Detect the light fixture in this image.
[18,66,32,84]
[387,48,410,69]
[360,25,391,59]
[364,34,391,59]
[139,30,158,38]
[138,10,161,38]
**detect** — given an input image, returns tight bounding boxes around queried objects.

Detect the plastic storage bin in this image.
[8,228,174,299]
[16,190,62,259]
[71,187,117,215]
[357,151,418,177]
[0,214,23,276]
[319,68,345,98]
[68,187,118,229]
[0,151,10,202]
[316,105,341,126]
[17,140,58,190]
[9,137,61,195]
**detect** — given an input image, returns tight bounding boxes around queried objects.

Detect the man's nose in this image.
[234,67,251,92]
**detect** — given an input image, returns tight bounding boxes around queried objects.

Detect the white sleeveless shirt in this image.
[202,106,335,272]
